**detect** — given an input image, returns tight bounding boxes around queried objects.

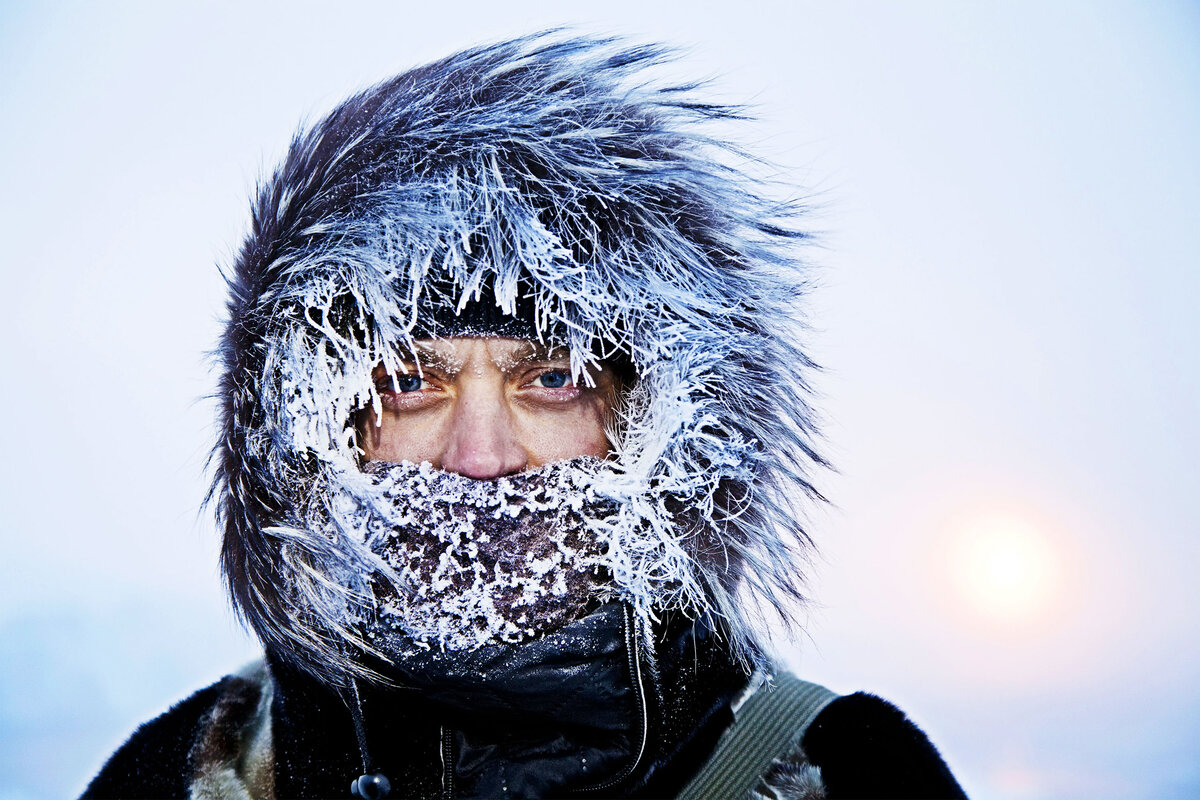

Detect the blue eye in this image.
[394,374,424,393]
[538,370,571,388]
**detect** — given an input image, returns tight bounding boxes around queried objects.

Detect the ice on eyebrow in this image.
[386,341,464,378]
[500,343,570,371]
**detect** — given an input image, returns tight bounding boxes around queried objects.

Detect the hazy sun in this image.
[950,515,1059,624]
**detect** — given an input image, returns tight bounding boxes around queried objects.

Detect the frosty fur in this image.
[212,31,824,687]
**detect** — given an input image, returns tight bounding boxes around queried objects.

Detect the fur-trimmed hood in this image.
[212,31,824,687]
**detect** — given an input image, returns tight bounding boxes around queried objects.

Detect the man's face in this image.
[358,337,620,477]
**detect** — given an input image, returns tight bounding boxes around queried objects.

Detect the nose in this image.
[439,385,527,479]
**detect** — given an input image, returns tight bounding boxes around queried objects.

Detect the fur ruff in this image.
[212,31,825,687]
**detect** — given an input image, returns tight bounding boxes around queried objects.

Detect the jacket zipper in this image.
[440,724,455,799]
[573,604,649,793]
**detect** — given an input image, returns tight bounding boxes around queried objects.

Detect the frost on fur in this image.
[213,31,824,687]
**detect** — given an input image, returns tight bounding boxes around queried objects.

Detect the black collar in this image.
[266,603,748,799]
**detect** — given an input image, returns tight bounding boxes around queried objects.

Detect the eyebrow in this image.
[391,340,571,375]
[404,343,461,372]
[511,343,570,364]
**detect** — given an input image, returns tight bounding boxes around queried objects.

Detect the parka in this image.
[83,32,967,800]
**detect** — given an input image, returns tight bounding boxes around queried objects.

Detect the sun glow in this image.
[950,515,1059,624]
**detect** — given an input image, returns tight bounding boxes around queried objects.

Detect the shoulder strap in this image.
[676,672,838,800]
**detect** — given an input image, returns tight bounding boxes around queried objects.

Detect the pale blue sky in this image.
[2,3,1197,799]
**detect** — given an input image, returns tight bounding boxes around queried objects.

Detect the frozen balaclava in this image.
[345,459,612,653]
[213,33,825,688]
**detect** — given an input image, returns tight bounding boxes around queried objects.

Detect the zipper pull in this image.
[351,773,392,799]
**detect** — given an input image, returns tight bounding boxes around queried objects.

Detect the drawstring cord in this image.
[348,677,391,799]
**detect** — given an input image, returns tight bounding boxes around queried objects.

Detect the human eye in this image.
[535,369,573,389]
[376,372,424,392]
[392,374,425,393]
[374,369,433,408]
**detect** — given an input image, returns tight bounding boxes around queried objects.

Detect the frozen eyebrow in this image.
[401,343,463,375]
[512,344,570,365]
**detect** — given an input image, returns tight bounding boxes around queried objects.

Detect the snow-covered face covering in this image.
[332,459,620,653]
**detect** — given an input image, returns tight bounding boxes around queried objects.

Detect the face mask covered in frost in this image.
[332,458,620,655]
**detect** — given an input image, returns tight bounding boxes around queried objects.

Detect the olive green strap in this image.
[676,673,838,800]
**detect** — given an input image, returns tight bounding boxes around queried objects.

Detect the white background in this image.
[2,2,1197,798]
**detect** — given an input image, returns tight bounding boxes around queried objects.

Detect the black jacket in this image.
[84,605,966,800]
